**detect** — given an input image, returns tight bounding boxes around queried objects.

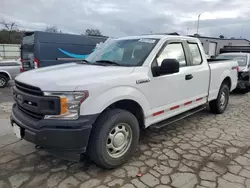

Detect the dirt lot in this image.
[1,87,250,188]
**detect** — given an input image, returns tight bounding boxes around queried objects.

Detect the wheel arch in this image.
[103,99,145,128]
[0,71,11,80]
[80,86,150,128]
[222,76,231,90]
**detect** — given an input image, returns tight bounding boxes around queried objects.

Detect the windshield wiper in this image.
[76,59,96,65]
[96,60,121,66]
[76,60,110,66]
[81,60,91,64]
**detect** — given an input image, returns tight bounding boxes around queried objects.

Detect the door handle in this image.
[185,74,193,80]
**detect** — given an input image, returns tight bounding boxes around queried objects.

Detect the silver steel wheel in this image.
[220,91,226,107]
[0,77,6,87]
[106,123,132,158]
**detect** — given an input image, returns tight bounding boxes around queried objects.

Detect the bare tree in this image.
[3,21,16,30]
[85,29,102,36]
[219,35,225,39]
[45,26,58,33]
[2,20,17,43]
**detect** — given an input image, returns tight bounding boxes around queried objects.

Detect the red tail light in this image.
[34,58,39,69]
[20,58,24,72]
[236,66,239,73]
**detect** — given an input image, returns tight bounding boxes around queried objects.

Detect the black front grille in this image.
[15,81,44,120]
[15,81,43,96]
[14,81,60,119]
[17,104,44,120]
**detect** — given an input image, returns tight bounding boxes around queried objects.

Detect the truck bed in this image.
[208,59,238,101]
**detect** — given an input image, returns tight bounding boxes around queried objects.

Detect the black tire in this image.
[87,109,140,169]
[209,83,230,114]
[0,75,8,88]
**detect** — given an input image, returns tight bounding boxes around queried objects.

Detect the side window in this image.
[157,43,186,67]
[188,43,202,65]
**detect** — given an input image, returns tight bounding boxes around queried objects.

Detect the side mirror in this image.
[160,59,180,75]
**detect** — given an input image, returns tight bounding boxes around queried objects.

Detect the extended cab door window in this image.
[188,43,203,65]
[157,43,187,67]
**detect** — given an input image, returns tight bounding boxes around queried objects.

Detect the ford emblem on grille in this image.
[16,94,24,104]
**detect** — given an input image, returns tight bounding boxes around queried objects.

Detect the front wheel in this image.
[0,75,8,88]
[87,109,140,169]
[209,83,230,114]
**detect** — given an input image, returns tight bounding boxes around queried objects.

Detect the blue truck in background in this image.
[20,31,107,72]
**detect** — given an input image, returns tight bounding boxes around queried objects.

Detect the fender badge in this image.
[136,79,150,84]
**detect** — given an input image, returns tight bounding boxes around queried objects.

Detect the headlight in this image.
[44,91,89,120]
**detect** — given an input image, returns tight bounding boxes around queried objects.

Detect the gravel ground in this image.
[0,89,250,188]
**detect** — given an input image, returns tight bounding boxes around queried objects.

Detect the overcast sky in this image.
[1,0,250,39]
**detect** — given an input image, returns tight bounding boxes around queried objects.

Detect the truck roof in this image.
[118,34,197,41]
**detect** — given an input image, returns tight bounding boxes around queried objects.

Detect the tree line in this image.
[0,21,103,44]
[1,20,238,44]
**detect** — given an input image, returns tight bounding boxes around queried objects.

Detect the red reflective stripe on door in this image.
[170,105,180,110]
[184,101,192,105]
[196,97,203,101]
[153,110,164,116]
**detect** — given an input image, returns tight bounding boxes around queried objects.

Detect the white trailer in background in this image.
[0,44,20,59]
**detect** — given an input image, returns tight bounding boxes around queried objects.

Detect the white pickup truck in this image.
[11,35,238,169]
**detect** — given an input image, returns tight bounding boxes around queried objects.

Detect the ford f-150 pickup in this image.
[10,35,238,169]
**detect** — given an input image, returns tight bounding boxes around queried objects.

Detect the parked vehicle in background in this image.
[11,35,238,169]
[0,58,21,88]
[20,31,107,71]
[217,53,250,93]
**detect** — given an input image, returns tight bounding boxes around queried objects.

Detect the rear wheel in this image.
[209,83,230,114]
[87,109,140,169]
[0,75,8,88]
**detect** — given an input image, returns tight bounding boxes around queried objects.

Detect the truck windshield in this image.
[216,55,247,66]
[86,38,158,66]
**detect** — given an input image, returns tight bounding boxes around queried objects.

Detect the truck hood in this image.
[15,63,135,91]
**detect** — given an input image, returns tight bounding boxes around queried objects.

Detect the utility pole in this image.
[196,14,201,36]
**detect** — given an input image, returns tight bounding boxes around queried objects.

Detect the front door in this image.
[145,40,195,126]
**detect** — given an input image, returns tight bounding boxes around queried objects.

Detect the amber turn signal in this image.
[60,97,68,114]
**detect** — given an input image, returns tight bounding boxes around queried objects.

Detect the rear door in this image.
[21,33,35,71]
[185,40,210,104]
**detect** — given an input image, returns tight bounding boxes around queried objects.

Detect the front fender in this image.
[80,86,151,117]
